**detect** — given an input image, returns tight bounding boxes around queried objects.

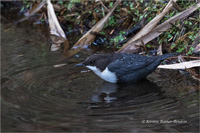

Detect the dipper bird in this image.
[77,53,177,83]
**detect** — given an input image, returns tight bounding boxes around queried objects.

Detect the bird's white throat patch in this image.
[86,66,117,83]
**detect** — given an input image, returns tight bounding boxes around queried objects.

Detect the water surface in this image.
[1,22,199,132]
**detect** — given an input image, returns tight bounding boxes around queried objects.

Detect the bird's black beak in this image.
[74,63,84,67]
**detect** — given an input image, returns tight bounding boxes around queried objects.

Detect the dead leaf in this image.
[118,2,200,53]
[46,0,69,51]
[118,0,177,53]
[157,44,163,55]
[158,60,200,69]
[51,44,60,51]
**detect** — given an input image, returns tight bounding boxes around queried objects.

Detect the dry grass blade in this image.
[118,3,200,53]
[158,60,200,69]
[18,0,46,22]
[46,0,69,51]
[65,0,122,56]
[118,0,177,53]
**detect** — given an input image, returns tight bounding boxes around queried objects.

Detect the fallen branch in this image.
[158,60,200,69]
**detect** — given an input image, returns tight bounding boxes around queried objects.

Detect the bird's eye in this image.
[90,60,94,63]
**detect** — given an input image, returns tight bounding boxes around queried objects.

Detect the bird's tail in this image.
[159,53,178,61]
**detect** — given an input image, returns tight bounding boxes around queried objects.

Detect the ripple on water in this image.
[1,23,199,132]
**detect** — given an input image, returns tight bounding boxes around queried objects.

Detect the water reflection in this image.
[90,82,118,103]
[90,80,164,105]
[88,80,172,115]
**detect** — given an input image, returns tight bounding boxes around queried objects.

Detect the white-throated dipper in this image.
[77,53,177,83]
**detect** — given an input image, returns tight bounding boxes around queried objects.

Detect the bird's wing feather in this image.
[108,54,156,77]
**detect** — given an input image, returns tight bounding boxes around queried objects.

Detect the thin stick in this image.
[166,56,200,60]
[99,0,109,11]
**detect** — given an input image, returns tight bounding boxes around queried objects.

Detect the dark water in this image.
[1,22,199,132]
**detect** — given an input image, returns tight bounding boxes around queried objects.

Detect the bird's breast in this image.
[86,66,117,83]
[101,67,117,83]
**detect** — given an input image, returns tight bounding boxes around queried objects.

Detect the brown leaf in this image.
[65,0,122,57]
[158,60,200,69]
[157,44,163,55]
[46,0,69,51]
[118,0,177,53]
[118,2,200,53]
[18,0,69,51]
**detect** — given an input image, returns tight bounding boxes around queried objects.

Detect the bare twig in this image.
[171,0,183,11]
[18,0,46,23]
[141,40,148,54]
[169,22,181,30]
[98,0,110,12]
[166,56,200,59]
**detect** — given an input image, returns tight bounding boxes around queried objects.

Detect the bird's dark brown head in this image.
[83,54,115,71]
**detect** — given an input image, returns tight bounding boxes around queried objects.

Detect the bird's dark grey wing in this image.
[108,54,156,77]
